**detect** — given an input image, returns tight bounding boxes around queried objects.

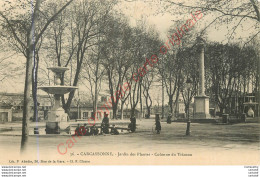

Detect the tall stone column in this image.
[198,38,205,96]
[194,37,211,119]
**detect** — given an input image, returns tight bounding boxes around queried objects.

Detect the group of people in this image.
[75,112,171,136]
[74,113,120,136]
[75,124,99,136]
[97,112,137,134]
[101,113,120,135]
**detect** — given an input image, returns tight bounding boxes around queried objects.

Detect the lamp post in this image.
[186,78,192,136]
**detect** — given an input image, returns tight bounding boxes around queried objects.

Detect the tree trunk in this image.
[256,46,260,117]
[93,80,98,116]
[112,105,117,119]
[130,108,135,118]
[32,53,39,121]
[120,102,124,120]
[147,106,151,118]
[140,85,143,118]
[219,106,224,116]
[21,50,33,152]
[174,90,180,118]
[168,94,174,114]
[64,61,83,116]
[21,0,41,152]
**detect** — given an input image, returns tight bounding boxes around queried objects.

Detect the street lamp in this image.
[186,78,192,136]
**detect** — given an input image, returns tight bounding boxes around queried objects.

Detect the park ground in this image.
[0,118,259,165]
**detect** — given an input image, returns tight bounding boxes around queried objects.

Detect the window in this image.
[83,112,88,119]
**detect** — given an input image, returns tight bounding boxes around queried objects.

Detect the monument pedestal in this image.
[194,95,211,119]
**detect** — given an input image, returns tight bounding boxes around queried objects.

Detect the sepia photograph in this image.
[0,0,259,166]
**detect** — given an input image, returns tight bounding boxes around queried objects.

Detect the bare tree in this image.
[142,72,154,118]
[205,43,258,115]
[81,49,105,115]
[41,0,115,116]
[164,0,260,42]
[0,0,73,151]
[101,15,134,119]
[127,27,149,118]
[178,48,199,115]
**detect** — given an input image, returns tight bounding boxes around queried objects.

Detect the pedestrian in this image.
[129,116,136,132]
[83,124,90,136]
[75,124,82,136]
[90,125,99,136]
[83,124,91,136]
[111,124,119,135]
[102,112,109,125]
[85,127,91,136]
[102,112,110,134]
[167,113,172,124]
[93,125,99,135]
[155,114,161,134]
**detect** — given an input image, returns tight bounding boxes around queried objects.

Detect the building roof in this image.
[0,92,51,107]
[0,101,13,109]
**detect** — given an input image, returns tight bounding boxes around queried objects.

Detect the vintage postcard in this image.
[0,0,259,166]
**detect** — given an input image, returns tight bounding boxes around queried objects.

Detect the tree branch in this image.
[0,12,26,50]
[35,0,73,44]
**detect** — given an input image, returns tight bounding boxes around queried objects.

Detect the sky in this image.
[117,0,258,42]
[0,0,259,105]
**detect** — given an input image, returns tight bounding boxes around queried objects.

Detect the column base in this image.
[194,95,211,119]
[193,112,211,119]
